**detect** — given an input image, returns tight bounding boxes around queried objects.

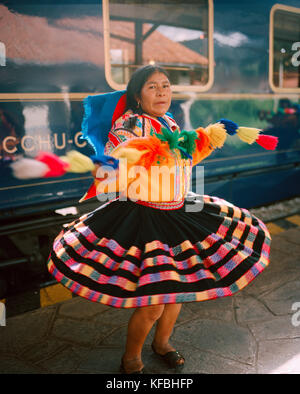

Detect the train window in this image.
[0,2,104,95]
[270,4,300,92]
[103,0,214,91]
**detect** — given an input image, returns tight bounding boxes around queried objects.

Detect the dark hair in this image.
[125,65,169,114]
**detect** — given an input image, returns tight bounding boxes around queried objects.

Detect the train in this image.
[0,0,300,298]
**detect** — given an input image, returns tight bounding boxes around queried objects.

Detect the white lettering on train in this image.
[1,132,86,153]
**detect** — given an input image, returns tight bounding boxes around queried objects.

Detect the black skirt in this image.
[47,195,271,308]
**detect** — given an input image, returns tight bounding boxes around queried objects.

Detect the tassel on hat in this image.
[217,118,278,150]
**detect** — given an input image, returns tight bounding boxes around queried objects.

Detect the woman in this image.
[48,65,272,374]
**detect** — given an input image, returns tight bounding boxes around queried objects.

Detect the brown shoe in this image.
[151,343,185,371]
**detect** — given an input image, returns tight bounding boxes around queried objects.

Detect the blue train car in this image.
[0,0,300,295]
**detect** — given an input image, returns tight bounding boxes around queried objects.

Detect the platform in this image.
[1,225,300,374]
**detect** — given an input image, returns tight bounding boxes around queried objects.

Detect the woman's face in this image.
[137,72,172,117]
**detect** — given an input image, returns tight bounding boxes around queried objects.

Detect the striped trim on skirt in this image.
[47,195,271,308]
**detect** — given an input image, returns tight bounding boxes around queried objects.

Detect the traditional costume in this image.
[44,91,276,308]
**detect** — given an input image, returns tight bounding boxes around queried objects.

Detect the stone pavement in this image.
[1,227,300,374]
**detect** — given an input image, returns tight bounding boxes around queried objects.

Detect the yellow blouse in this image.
[93,110,224,206]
